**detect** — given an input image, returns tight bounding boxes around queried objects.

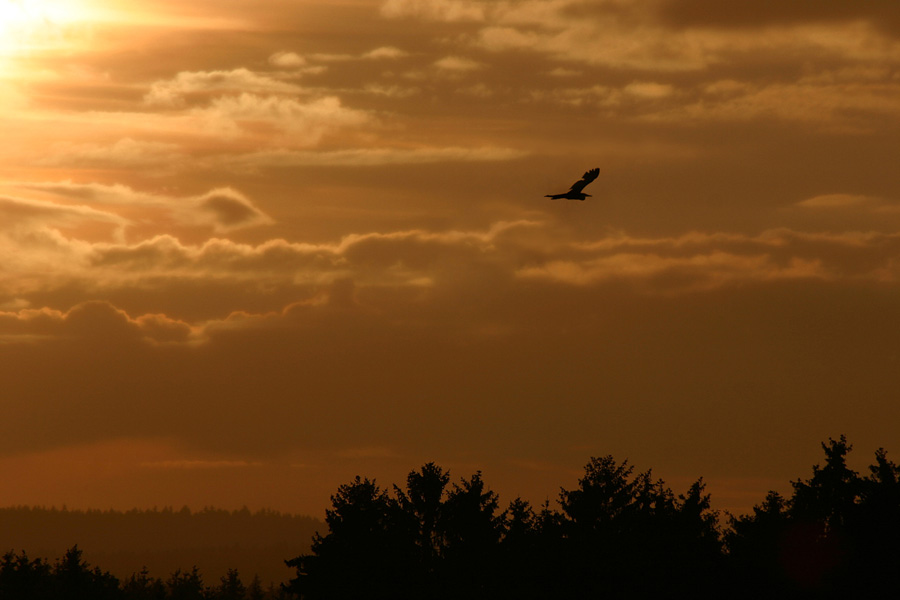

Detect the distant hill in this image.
[0,506,323,586]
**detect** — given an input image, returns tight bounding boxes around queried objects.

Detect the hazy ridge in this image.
[0,506,322,586]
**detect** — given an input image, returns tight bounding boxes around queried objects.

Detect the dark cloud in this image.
[197,188,273,230]
[658,0,900,35]
[1,271,899,514]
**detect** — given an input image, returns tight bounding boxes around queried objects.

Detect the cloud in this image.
[381,0,487,22]
[793,194,900,219]
[268,46,408,70]
[0,301,195,345]
[18,181,155,204]
[4,217,900,335]
[211,145,528,171]
[77,220,538,295]
[644,78,900,129]
[457,1,900,76]
[624,81,675,99]
[362,83,422,98]
[268,51,306,68]
[472,23,712,71]
[0,194,128,231]
[3,223,900,470]
[195,188,274,231]
[529,80,679,110]
[796,194,878,209]
[2,0,899,521]
[363,46,410,60]
[144,68,304,107]
[141,459,264,469]
[547,67,582,77]
[5,211,900,309]
[45,89,374,150]
[524,70,900,129]
[39,138,186,170]
[658,0,900,35]
[0,221,531,323]
[191,93,372,141]
[516,228,900,290]
[516,251,826,290]
[3,220,900,497]
[11,182,272,234]
[433,55,484,72]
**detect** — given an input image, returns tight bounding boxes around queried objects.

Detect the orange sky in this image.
[1,0,899,518]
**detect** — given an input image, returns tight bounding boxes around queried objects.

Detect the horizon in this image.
[0,433,890,519]
[2,0,900,522]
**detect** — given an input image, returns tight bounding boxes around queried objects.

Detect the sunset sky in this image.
[2,0,900,518]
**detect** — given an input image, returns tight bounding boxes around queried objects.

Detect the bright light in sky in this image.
[0,0,94,56]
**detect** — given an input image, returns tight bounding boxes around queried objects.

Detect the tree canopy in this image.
[288,437,900,599]
[3,436,900,599]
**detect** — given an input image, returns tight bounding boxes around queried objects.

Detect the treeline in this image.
[0,546,290,600]
[3,437,899,598]
[288,436,900,599]
[0,506,320,588]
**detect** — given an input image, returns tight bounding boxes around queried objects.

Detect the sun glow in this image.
[0,0,93,56]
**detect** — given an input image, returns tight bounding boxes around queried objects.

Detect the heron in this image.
[545,168,599,201]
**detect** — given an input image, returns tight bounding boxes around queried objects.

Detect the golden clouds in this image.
[0,193,127,230]
[797,194,879,209]
[7,182,271,234]
[3,223,900,499]
[2,0,900,518]
[515,228,900,290]
[0,301,193,345]
[381,0,486,22]
[269,51,308,69]
[143,69,305,107]
[41,138,187,170]
[216,146,527,172]
[432,55,485,73]
[194,94,371,142]
[3,219,900,342]
[461,1,900,72]
[644,76,900,130]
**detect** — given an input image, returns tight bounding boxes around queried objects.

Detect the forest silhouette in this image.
[0,506,319,594]
[3,436,900,598]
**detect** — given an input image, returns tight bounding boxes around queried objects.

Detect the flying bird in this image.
[545,168,600,201]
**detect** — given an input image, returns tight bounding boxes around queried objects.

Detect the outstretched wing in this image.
[568,168,600,194]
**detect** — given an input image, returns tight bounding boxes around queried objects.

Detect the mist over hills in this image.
[0,506,322,586]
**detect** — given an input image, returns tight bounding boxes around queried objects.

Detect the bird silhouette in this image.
[545,168,599,200]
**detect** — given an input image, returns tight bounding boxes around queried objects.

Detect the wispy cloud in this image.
[381,0,487,22]
[144,69,305,107]
[212,145,528,171]
[796,193,893,210]
[39,138,187,171]
[15,182,272,233]
[0,194,129,230]
[141,459,264,469]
